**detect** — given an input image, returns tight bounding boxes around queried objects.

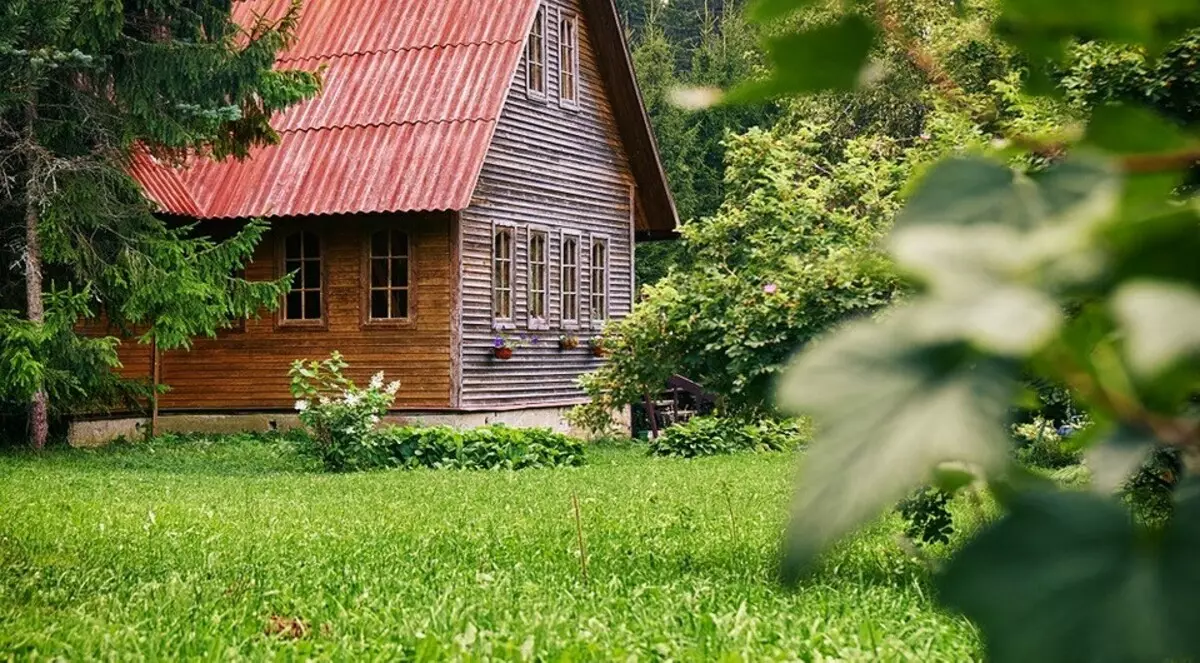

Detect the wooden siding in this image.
[106,214,454,411]
[459,0,636,408]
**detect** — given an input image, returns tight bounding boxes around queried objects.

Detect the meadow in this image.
[0,437,980,660]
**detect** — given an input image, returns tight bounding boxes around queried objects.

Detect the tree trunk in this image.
[150,338,160,438]
[24,101,48,451]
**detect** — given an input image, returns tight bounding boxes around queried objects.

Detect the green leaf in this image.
[747,0,818,23]
[939,488,1200,663]
[776,310,1015,582]
[1112,280,1200,377]
[1086,105,1197,155]
[891,156,1120,296]
[997,0,1200,51]
[726,16,877,102]
[1085,426,1155,493]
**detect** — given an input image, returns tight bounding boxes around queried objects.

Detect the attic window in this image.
[558,12,579,106]
[527,7,547,98]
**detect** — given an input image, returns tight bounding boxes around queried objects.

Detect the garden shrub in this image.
[288,352,400,472]
[648,415,810,458]
[372,424,586,471]
[1012,416,1083,470]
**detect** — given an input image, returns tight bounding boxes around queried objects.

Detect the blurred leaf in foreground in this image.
[726,16,877,103]
[939,487,1200,663]
[1112,280,1200,378]
[777,309,1015,582]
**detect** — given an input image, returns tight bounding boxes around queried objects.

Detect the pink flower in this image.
[763,283,779,295]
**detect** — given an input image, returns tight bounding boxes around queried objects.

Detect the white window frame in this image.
[589,236,609,328]
[527,227,550,330]
[492,222,517,328]
[557,10,580,109]
[559,230,581,329]
[526,5,548,100]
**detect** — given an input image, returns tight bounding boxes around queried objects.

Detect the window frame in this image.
[361,226,415,329]
[525,5,548,100]
[527,226,551,330]
[277,229,327,330]
[589,236,610,328]
[492,222,518,329]
[559,230,582,330]
[557,10,580,109]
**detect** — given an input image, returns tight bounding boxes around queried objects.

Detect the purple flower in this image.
[492,337,505,349]
[763,283,779,295]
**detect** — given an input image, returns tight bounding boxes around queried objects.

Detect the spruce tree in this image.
[0,0,320,448]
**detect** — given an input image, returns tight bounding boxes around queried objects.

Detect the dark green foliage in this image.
[293,424,587,473]
[647,416,810,457]
[1121,446,1184,528]
[898,488,955,546]
[0,0,318,429]
[939,487,1200,663]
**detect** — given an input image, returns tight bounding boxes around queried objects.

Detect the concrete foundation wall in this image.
[68,405,630,448]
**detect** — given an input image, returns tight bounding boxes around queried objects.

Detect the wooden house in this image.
[75,0,678,441]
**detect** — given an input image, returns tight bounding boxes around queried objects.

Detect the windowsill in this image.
[528,318,551,331]
[277,319,328,332]
[561,320,581,332]
[493,320,517,332]
[362,317,417,331]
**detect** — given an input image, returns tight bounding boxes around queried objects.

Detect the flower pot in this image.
[590,346,606,358]
[493,347,514,360]
[559,338,579,350]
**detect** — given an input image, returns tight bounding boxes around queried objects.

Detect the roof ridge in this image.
[276,39,523,64]
[277,118,497,135]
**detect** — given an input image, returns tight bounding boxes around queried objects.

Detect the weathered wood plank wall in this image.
[104,213,454,411]
[459,0,637,409]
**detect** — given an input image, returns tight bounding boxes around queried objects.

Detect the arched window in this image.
[528,230,548,322]
[282,231,322,322]
[561,235,579,323]
[558,13,578,105]
[493,227,514,321]
[368,230,411,321]
[590,239,608,322]
[526,6,547,97]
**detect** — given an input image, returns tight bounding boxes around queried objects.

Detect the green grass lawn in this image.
[0,438,980,660]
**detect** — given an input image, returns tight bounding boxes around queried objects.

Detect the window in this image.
[591,239,608,322]
[526,6,547,97]
[558,13,579,106]
[528,230,549,324]
[282,231,322,323]
[493,227,515,321]
[561,234,580,324]
[368,230,411,321]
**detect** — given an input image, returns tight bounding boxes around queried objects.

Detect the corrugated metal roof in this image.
[137,0,540,219]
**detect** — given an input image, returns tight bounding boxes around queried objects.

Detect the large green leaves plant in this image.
[744,0,1200,658]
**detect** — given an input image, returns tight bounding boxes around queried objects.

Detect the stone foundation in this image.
[68,405,629,448]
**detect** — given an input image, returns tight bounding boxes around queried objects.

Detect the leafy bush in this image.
[648,416,810,458]
[898,487,955,546]
[372,425,586,471]
[1012,416,1084,470]
[288,352,400,472]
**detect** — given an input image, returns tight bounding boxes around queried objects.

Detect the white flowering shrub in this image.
[288,352,400,471]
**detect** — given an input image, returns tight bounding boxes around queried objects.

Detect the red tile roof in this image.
[137,0,541,219]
